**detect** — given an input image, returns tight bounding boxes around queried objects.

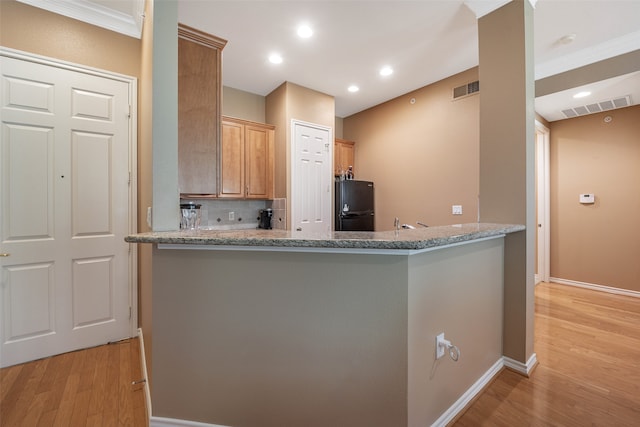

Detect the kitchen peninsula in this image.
[127,223,524,426]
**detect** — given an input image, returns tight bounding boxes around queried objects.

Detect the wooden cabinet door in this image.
[220,119,245,198]
[245,124,274,199]
[334,138,355,176]
[220,117,275,199]
[177,24,226,196]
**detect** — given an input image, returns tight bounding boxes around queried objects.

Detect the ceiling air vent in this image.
[453,80,480,100]
[562,95,632,119]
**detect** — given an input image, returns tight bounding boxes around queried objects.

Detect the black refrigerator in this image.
[335,180,375,231]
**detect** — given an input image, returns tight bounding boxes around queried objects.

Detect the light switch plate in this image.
[579,194,595,204]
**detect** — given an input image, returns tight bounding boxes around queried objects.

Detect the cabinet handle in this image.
[0,253,10,257]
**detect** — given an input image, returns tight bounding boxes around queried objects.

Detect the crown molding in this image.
[17,0,145,39]
[463,0,511,19]
[464,0,538,19]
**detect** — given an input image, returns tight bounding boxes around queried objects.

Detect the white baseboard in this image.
[137,328,152,424]
[549,277,640,299]
[430,358,504,427]
[503,353,538,377]
[150,417,229,427]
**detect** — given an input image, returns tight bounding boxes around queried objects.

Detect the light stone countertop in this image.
[125,222,525,252]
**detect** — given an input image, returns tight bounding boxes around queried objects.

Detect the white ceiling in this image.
[25,0,640,121]
[177,0,640,121]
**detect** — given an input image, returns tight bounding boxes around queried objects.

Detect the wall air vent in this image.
[452,80,480,100]
[562,95,632,119]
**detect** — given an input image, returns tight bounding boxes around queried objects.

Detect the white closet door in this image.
[291,120,332,233]
[0,54,133,367]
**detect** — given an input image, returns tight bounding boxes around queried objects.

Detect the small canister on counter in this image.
[180,203,202,230]
[258,208,273,229]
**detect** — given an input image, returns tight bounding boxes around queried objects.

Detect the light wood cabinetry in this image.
[334,138,355,176]
[178,24,226,197]
[220,116,275,199]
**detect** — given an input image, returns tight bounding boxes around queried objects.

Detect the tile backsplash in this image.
[271,198,287,230]
[182,199,287,230]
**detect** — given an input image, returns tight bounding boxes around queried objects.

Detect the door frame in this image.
[1,47,139,337]
[290,119,333,232]
[535,120,550,284]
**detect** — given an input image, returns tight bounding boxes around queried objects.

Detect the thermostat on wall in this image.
[579,193,595,204]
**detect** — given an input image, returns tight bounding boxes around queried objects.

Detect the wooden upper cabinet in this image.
[220,117,275,199]
[178,24,227,197]
[245,124,274,199]
[220,119,245,197]
[334,138,355,176]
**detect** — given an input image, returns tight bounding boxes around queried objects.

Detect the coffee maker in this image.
[258,208,273,229]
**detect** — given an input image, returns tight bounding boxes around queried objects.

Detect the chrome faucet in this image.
[394,217,400,231]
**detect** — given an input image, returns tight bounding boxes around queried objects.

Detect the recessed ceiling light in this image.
[297,24,313,38]
[379,66,393,77]
[348,85,359,93]
[573,91,591,99]
[268,53,283,64]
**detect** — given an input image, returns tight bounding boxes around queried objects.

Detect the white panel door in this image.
[0,54,133,367]
[535,121,550,284]
[291,121,332,233]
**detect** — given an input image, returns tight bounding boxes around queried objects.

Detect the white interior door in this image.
[0,52,134,368]
[291,120,332,233]
[535,120,550,284]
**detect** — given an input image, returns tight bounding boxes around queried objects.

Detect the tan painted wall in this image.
[335,116,344,139]
[477,0,535,365]
[286,82,335,129]
[265,83,287,199]
[550,105,640,292]
[343,68,480,231]
[222,86,266,123]
[0,0,140,78]
[266,82,335,227]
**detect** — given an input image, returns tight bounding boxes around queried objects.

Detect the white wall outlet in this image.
[436,333,446,359]
[229,211,235,221]
[146,207,152,228]
[452,205,463,215]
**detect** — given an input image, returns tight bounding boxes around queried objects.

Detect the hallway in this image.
[455,282,640,425]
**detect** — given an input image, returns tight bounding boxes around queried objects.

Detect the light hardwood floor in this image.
[0,338,146,426]
[454,282,640,426]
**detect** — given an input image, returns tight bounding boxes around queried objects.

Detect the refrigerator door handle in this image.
[340,211,370,218]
